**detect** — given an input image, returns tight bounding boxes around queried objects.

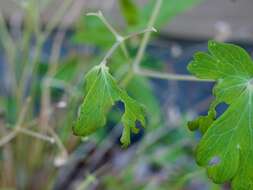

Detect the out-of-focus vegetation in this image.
[0,0,224,190]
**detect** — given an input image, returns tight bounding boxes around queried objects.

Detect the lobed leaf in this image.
[73,65,145,147]
[188,41,253,189]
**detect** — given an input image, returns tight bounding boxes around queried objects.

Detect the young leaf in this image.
[74,64,145,147]
[188,41,253,189]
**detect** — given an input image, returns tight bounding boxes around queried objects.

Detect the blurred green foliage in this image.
[119,0,140,26]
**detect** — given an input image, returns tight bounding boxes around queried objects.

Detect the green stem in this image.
[135,68,214,82]
[133,0,163,71]
[129,0,213,82]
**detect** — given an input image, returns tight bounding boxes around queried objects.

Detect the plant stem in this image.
[135,67,214,82]
[129,0,214,83]
[0,97,31,146]
[132,0,163,71]
[0,97,55,146]
[18,128,55,143]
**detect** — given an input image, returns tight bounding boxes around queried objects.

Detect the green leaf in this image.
[118,0,139,26]
[74,64,145,147]
[188,41,253,189]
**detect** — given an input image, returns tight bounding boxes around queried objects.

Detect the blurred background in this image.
[0,0,252,189]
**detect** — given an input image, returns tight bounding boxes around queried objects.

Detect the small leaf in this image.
[188,41,253,189]
[74,65,145,147]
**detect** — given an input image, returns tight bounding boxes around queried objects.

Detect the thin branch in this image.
[18,128,55,144]
[135,67,214,82]
[0,127,56,148]
[0,97,54,147]
[0,97,31,147]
